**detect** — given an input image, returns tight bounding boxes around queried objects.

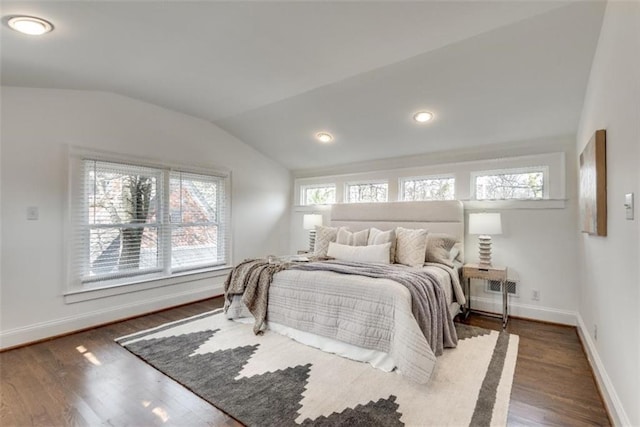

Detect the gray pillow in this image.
[425,233,458,268]
[336,228,369,246]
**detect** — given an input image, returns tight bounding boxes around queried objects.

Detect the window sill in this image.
[64,266,232,304]
[295,199,568,211]
[463,199,567,210]
[293,205,333,213]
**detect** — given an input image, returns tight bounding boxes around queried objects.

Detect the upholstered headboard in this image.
[330,200,465,262]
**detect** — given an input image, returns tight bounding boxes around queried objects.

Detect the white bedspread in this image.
[226,263,463,383]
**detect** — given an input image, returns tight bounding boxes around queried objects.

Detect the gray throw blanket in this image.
[291,260,458,355]
[223,259,290,334]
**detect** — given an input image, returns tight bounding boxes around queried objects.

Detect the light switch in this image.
[27,206,39,221]
[625,193,634,220]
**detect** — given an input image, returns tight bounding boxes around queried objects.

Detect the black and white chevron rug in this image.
[116,310,518,426]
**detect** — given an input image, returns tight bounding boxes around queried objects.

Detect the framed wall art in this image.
[579,129,607,236]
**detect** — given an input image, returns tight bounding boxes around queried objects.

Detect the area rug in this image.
[116,310,519,426]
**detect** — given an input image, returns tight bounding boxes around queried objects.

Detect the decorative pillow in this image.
[327,242,391,264]
[395,227,429,268]
[314,226,340,257]
[367,228,396,263]
[448,247,460,263]
[336,228,369,246]
[425,233,458,268]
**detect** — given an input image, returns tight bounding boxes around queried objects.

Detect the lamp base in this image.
[309,230,316,253]
[478,235,493,266]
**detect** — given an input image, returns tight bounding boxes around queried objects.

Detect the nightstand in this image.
[462,263,509,328]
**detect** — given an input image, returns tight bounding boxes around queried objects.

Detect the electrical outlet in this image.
[532,289,540,301]
[26,206,39,221]
[594,324,598,341]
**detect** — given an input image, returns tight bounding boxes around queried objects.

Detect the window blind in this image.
[70,158,229,288]
[169,171,226,271]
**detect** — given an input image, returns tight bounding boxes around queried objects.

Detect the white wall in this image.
[575,2,640,425]
[291,136,580,325]
[0,87,291,348]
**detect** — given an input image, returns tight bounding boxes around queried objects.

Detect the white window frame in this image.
[294,152,565,209]
[65,147,232,300]
[168,170,228,273]
[79,161,164,285]
[299,183,337,205]
[399,174,456,201]
[470,166,549,200]
[345,180,389,203]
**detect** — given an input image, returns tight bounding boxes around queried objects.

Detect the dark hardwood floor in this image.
[459,315,610,426]
[1,298,609,426]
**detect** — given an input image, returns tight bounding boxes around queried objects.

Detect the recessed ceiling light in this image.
[7,16,54,36]
[316,132,334,143]
[413,111,434,123]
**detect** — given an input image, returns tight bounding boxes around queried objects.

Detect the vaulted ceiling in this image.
[1,1,605,170]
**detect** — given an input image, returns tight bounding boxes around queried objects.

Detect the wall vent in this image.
[486,279,519,297]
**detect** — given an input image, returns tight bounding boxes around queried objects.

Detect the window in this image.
[473,167,547,200]
[301,184,336,205]
[346,182,388,203]
[71,158,229,288]
[401,176,455,201]
[83,161,161,281]
[170,171,225,271]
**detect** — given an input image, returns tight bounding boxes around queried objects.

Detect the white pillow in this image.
[314,226,340,257]
[336,228,369,246]
[367,228,396,263]
[395,227,429,268]
[327,242,392,264]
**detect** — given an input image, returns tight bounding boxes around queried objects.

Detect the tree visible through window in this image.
[86,162,160,277]
[475,170,544,200]
[77,160,227,286]
[302,185,336,205]
[402,177,455,201]
[347,182,388,203]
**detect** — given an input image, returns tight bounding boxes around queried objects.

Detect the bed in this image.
[225,200,466,384]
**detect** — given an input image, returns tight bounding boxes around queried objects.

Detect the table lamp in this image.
[303,214,323,252]
[468,213,502,266]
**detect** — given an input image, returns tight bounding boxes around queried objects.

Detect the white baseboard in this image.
[576,314,631,427]
[471,296,577,325]
[0,284,224,350]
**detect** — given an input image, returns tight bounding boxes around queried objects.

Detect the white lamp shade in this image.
[468,213,502,235]
[303,214,323,230]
